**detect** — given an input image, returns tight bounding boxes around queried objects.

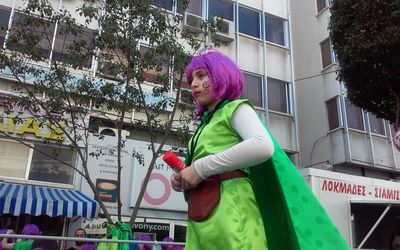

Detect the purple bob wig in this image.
[161,236,174,250]
[162,236,173,242]
[81,244,96,250]
[185,48,244,117]
[139,234,152,250]
[21,224,40,235]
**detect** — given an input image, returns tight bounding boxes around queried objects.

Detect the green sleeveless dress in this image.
[185,99,349,250]
[185,99,267,250]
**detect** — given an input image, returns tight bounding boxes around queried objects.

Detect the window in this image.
[0,6,11,46]
[180,88,194,105]
[243,73,263,108]
[8,12,55,58]
[97,47,127,79]
[0,140,30,178]
[320,38,334,68]
[208,0,234,21]
[326,97,340,130]
[29,145,75,184]
[0,140,75,185]
[184,0,202,16]
[345,99,364,130]
[151,0,174,11]
[174,224,187,242]
[100,128,116,137]
[53,24,93,68]
[265,14,285,46]
[268,78,289,113]
[368,113,385,135]
[316,0,332,13]
[316,0,327,12]
[391,123,396,137]
[238,6,260,38]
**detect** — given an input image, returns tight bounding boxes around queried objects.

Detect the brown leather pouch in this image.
[188,176,220,221]
[187,170,247,221]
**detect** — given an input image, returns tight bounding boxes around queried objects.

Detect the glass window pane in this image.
[239,6,260,38]
[368,113,385,135]
[265,15,285,46]
[316,0,327,12]
[391,123,396,137]
[53,24,93,68]
[0,140,30,178]
[174,225,187,243]
[326,98,339,130]
[345,99,364,130]
[0,6,11,46]
[185,0,202,16]
[208,0,234,21]
[268,78,288,113]
[320,39,332,68]
[29,145,75,184]
[151,0,173,11]
[243,73,263,107]
[8,12,55,58]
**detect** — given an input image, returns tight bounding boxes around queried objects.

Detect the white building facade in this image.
[291,0,400,248]
[0,0,297,247]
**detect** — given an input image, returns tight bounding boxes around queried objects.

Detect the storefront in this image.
[81,216,186,243]
[301,168,400,249]
[0,88,100,245]
[0,182,99,237]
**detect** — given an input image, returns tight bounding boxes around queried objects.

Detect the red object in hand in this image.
[163,150,187,172]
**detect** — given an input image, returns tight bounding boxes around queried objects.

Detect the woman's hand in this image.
[180,166,203,190]
[171,172,184,192]
[170,167,203,191]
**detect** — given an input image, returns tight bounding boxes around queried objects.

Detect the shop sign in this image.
[0,93,70,141]
[96,178,118,203]
[83,137,187,215]
[320,178,400,200]
[81,218,170,235]
[130,145,187,211]
[0,117,65,141]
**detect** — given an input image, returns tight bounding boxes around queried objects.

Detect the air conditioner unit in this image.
[183,13,203,34]
[179,89,194,106]
[98,127,130,138]
[212,17,234,44]
[97,61,121,81]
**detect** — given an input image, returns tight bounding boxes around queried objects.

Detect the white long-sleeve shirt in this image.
[193,103,275,179]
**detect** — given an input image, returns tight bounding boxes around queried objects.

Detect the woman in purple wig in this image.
[12,224,40,250]
[138,234,152,250]
[170,48,274,249]
[1,228,15,250]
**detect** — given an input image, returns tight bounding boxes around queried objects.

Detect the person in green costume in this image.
[12,224,40,250]
[170,48,349,250]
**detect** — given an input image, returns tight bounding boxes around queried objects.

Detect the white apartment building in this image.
[0,0,296,246]
[291,0,400,248]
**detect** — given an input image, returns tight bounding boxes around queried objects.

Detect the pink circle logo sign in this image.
[143,173,171,205]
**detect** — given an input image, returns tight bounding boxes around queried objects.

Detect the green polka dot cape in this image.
[185,99,349,250]
[250,115,349,249]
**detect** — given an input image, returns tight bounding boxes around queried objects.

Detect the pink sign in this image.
[143,173,171,205]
